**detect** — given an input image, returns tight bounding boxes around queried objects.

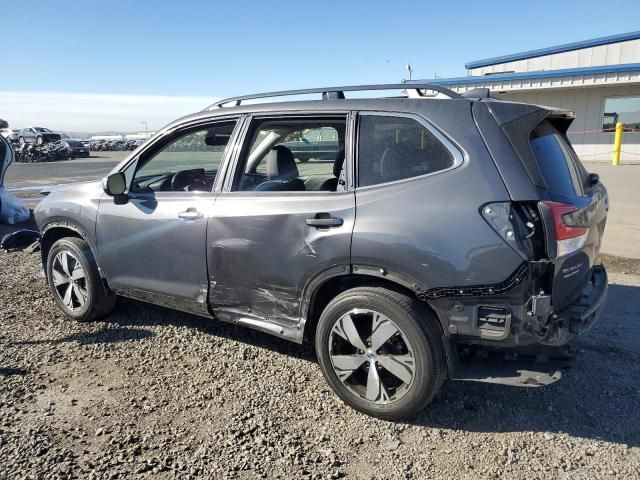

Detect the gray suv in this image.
[34,84,609,420]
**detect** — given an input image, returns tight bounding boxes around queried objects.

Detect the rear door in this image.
[206,112,355,338]
[530,120,609,308]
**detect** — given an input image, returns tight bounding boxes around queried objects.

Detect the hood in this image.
[40,180,103,196]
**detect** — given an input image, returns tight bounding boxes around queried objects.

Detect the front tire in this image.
[315,287,446,420]
[46,238,116,322]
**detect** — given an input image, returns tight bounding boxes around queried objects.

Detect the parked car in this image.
[0,126,19,144]
[281,127,340,162]
[0,127,14,140]
[34,84,609,420]
[6,131,21,144]
[18,127,61,145]
[62,139,90,158]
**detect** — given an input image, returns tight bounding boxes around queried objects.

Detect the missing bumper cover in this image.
[417,263,528,300]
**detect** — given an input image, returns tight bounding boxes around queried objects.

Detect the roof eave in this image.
[465,31,640,70]
[409,63,640,87]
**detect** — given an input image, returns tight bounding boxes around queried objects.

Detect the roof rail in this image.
[205,83,462,110]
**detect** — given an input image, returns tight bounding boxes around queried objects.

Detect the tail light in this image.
[540,201,589,257]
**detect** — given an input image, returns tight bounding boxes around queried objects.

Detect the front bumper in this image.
[542,265,608,346]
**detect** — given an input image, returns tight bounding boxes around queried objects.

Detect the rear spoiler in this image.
[484,100,574,130]
[483,101,575,189]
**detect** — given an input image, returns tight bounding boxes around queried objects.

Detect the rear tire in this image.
[315,287,446,420]
[46,237,116,322]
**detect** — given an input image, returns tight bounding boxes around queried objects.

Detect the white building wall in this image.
[494,85,640,163]
[469,38,640,76]
[441,69,640,94]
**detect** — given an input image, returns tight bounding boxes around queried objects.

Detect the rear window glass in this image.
[530,121,587,197]
[357,115,454,187]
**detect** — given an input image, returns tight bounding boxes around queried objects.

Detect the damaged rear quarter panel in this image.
[352,103,523,291]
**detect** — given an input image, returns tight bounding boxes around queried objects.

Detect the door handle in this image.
[178,208,202,220]
[306,214,343,228]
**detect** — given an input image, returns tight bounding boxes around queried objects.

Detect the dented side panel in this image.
[206,191,355,333]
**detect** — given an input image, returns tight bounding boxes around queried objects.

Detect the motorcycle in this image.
[15,144,46,163]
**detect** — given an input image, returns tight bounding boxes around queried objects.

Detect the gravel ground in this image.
[0,251,638,479]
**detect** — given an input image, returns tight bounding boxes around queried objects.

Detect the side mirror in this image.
[104,172,127,196]
[588,173,600,187]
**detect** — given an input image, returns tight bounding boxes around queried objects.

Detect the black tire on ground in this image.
[315,287,447,420]
[46,237,117,322]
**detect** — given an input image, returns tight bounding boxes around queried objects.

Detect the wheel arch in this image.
[302,272,442,343]
[40,222,103,280]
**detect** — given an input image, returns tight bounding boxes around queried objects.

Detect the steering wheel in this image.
[170,169,209,192]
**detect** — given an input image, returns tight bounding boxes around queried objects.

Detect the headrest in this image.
[380,146,414,181]
[266,145,298,180]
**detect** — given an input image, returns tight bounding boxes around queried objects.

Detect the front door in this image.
[96,119,239,314]
[207,114,355,337]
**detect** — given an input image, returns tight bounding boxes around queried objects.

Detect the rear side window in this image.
[357,115,454,187]
[530,121,587,197]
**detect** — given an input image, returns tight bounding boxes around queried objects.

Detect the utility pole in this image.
[406,63,413,81]
[141,121,148,133]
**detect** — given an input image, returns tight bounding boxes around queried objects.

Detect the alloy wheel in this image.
[328,308,416,404]
[51,251,88,311]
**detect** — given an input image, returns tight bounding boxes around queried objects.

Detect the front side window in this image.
[357,115,454,187]
[234,117,346,192]
[131,121,236,193]
[603,96,640,131]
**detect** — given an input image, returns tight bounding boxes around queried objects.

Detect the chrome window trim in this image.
[354,111,466,191]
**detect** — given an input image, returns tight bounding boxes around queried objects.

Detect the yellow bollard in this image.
[612,122,624,166]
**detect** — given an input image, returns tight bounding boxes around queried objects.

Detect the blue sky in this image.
[2,0,639,131]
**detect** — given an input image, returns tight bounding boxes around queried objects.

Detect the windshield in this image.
[35,127,51,133]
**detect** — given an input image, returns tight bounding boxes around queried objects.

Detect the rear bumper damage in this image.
[440,265,608,387]
[541,265,608,346]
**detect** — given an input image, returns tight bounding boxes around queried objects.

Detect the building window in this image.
[603,96,640,132]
